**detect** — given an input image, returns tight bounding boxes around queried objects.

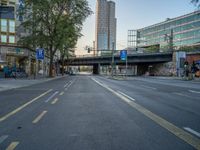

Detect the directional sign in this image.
[120,50,127,61]
[36,48,44,60]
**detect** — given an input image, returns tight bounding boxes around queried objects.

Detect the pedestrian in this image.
[191,61,197,79]
[184,61,189,80]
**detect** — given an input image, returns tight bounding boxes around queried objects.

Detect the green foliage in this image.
[178,45,200,51]
[145,45,159,53]
[19,0,92,76]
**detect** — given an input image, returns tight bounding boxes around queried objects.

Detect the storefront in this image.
[0,45,32,77]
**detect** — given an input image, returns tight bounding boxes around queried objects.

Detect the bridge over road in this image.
[67,52,173,75]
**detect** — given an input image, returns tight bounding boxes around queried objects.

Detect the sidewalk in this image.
[140,76,200,82]
[0,75,66,92]
[102,74,200,82]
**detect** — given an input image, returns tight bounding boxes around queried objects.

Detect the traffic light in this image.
[88,48,91,53]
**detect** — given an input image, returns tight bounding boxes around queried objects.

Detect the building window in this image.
[9,20,15,33]
[1,19,7,32]
[8,35,15,43]
[1,35,7,43]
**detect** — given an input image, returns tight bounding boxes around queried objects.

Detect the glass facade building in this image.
[95,0,117,51]
[136,11,200,51]
[0,4,16,44]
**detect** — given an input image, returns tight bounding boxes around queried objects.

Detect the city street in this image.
[0,75,200,150]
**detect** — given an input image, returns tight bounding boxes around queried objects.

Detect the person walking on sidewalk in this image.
[184,61,189,80]
[191,61,197,79]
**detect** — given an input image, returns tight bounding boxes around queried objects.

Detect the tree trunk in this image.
[49,49,54,77]
[61,55,64,76]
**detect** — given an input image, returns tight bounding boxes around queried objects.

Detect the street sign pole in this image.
[36,48,45,78]
[120,50,127,77]
[111,42,115,77]
[126,54,128,77]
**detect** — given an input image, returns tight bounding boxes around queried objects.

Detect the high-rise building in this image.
[0,1,16,45]
[95,0,116,51]
[0,0,33,77]
[134,11,200,52]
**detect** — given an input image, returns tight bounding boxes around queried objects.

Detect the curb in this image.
[0,75,67,92]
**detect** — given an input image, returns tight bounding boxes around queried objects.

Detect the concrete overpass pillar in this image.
[93,64,100,74]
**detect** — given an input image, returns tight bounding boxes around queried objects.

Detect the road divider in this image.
[92,77,200,150]
[0,89,52,122]
[5,142,19,150]
[32,110,47,124]
[45,91,59,103]
[51,98,59,105]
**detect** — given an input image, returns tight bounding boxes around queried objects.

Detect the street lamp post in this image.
[111,42,115,77]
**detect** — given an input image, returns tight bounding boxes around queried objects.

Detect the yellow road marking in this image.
[0,89,52,122]
[59,92,64,96]
[32,110,47,124]
[6,142,19,150]
[51,98,59,105]
[92,78,200,150]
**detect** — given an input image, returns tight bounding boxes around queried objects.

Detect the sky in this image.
[75,0,197,55]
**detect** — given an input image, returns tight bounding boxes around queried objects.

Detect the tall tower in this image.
[107,1,116,50]
[95,0,116,51]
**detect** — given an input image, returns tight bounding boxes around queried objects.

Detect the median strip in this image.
[92,77,200,150]
[0,89,52,122]
[32,110,47,124]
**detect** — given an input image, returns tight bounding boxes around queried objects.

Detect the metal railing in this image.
[73,50,173,59]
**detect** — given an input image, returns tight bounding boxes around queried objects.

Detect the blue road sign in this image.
[120,50,127,61]
[36,48,44,60]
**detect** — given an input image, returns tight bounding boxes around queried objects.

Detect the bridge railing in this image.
[73,50,173,59]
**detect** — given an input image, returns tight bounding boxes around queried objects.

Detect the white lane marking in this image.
[184,127,200,138]
[92,77,200,150]
[189,90,200,94]
[65,80,74,91]
[45,91,59,103]
[117,91,136,101]
[59,92,64,96]
[0,135,8,144]
[173,92,191,98]
[141,85,156,90]
[64,81,72,88]
[51,98,59,105]
[91,78,132,103]
[0,89,52,122]
[5,142,19,150]
[32,110,47,124]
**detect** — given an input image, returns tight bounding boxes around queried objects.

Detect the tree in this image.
[59,25,79,76]
[20,0,92,77]
[145,45,159,53]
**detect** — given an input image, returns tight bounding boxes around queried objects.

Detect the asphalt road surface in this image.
[0,75,200,150]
